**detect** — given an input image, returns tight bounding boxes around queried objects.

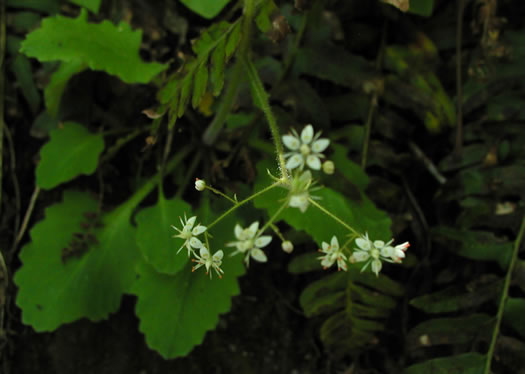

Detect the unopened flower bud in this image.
[281,240,294,253]
[195,178,206,191]
[322,160,334,175]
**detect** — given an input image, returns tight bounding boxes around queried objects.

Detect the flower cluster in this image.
[317,233,410,276]
[192,247,224,279]
[350,233,410,276]
[283,170,321,213]
[226,221,272,266]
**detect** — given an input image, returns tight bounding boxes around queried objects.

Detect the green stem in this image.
[175,149,202,199]
[308,198,359,236]
[484,216,525,374]
[361,94,377,169]
[258,200,288,235]
[206,185,237,204]
[207,180,282,230]
[243,57,289,182]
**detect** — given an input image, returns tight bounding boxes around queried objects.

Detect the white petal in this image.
[282,135,301,150]
[306,155,321,170]
[250,248,267,262]
[381,246,394,258]
[199,247,210,258]
[337,258,348,271]
[234,224,243,240]
[371,259,382,276]
[186,216,197,228]
[212,250,224,261]
[312,138,330,153]
[255,235,272,248]
[247,222,259,238]
[285,154,303,170]
[190,237,203,249]
[320,256,334,268]
[301,125,314,144]
[374,240,385,248]
[321,241,330,252]
[330,236,339,250]
[355,238,371,251]
[352,251,369,262]
[192,225,206,236]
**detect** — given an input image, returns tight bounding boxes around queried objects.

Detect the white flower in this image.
[281,240,294,253]
[350,233,409,276]
[318,236,347,271]
[195,178,206,191]
[226,221,272,266]
[282,124,330,171]
[285,170,321,213]
[171,214,207,256]
[192,247,224,279]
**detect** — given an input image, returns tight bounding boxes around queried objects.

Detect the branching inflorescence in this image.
[172,122,410,278]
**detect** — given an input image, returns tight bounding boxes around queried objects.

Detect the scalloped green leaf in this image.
[132,207,245,358]
[180,0,231,19]
[14,190,140,331]
[20,9,168,84]
[36,122,104,189]
[135,196,192,275]
[225,22,241,60]
[45,61,87,117]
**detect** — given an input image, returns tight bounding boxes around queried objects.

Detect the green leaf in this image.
[255,0,278,33]
[135,197,192,275]
[504,297,525,339]
[406,314,494,350]
[403,353,485,374]
[7,0,60,14]
[331,144,369,190]
[36,122,104,189]
[409,277,503,314]
[432,227,513,269]
[132,207,245,358]
[69,0,101,13]
[408,0,434,17]
[180,0,231,19]
[14,190,141,331]
[210,38,226,96]
[192,60,209,109]
[178,73,193,118]
[45,61,87,117]
[20,9,168,84]
[225,22,241,60]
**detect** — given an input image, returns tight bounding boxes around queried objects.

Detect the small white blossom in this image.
[318,236,347,271]
[282,124,330,171]
[350,233,409,276]
[172,214,207,256]
[192,247,224,279]
[226,221,272,266]
[281,240,294,253]
[195,178,206,191]
[322,160,335,175]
